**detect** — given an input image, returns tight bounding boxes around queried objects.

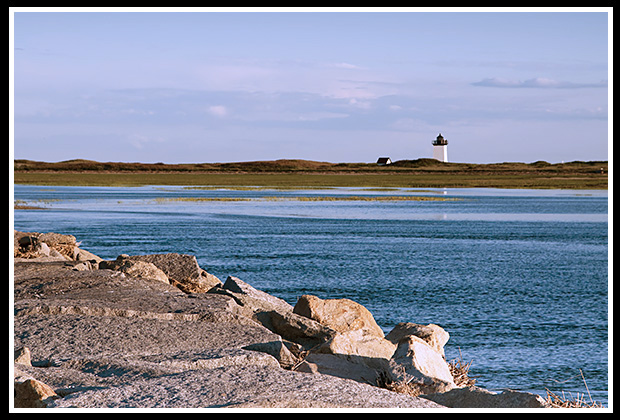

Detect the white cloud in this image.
[327,62,363,70]
[472,77,608,89]
[128,133,165,150]
[347,98,372,109]
[207,105,228,118]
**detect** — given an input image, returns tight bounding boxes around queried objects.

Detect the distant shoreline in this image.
[13,158,608,190]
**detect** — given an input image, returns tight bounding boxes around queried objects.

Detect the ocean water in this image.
[12,184,609,405]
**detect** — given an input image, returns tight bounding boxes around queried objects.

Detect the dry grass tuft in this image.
[544,389,604,408]
[448,353,477,387]
[544,370,604,408]
[375,371,425,398]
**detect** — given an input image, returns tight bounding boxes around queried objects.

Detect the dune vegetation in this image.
[13,158,608,189]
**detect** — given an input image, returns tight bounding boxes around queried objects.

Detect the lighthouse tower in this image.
[432,133,449,162]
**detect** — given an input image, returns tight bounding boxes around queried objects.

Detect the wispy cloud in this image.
[206,105,229,118]
[325,62,363,70]
[472,77,608,89]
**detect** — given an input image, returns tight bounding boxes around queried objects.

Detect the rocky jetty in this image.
[13,230,548,409]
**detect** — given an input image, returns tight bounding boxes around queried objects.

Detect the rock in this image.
[117,260,169,285]
[209,276,336,349]
[14,347,31,366]
[243,340,299,369]
[295,352,387,385]
[293,295,395,363]
[99,256,170,284]
[387,335,455,395]
[72,261,95,271]
[37,242,51,257]
[16,233,38,248]
[38,232,77,260]
[149,348,282,372]
[221,276,293,314]
[38,232,77,247]
[14,230,102,262]
[102,254,222,293]
[14,378,58,408]
[421,385,548,408]
[256,310,336,350]
[74,247,103,263]
[386,322,450,358]
[317,329,396,360]
[293,294,385,338]
[14,261,277,363]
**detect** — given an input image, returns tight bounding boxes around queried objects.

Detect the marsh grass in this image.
[182,185,337,191]
[264,195,460,202]
[13,199,59,209]
[153,197,253,203]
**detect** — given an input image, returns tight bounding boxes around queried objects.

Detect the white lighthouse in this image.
[432,133,449,162]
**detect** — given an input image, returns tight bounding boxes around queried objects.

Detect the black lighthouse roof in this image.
[433,133,448,146]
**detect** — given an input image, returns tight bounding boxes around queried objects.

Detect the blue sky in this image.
[10,8,610,163]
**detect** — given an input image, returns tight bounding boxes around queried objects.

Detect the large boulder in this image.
[293,295,385,338]
[256,310,336,350]
[14,378,59,408]
[293,295,395,359]
[387,335,455,395]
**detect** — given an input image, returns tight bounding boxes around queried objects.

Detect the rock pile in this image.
[13,230,548,409]
[14,230,100,262]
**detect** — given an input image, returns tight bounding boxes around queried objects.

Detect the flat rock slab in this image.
[15,314,280,364]
[14,261,250,323]
[50,365,443,409]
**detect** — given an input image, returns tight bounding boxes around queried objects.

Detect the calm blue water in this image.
[12,185,609,405]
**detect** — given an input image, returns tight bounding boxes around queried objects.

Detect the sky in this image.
[10,8,611,164]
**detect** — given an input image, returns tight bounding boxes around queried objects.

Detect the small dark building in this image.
[376,157,392,165]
